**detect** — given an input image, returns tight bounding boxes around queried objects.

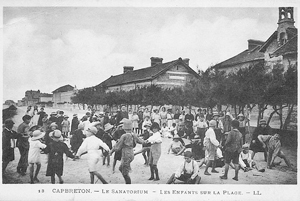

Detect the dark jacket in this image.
[225,129,243,153]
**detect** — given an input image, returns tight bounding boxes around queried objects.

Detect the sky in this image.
[2,6,298,102]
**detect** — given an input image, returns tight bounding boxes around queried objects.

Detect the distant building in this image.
[39,93,53,103]
[98,57,200,92]
[214,7,297,73]
[52,84,76,106]
[23,90,41,106]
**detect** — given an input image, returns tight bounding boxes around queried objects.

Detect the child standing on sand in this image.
[28,130,47,184]
[44,130,75,184]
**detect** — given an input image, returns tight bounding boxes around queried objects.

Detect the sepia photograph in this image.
[1,0,299,200]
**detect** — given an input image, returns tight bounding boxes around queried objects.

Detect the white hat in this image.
[86,126,98,135]
[104,123,114,132]
[209,120,217,127]
[31,130,45,141]
[50,130,63,141]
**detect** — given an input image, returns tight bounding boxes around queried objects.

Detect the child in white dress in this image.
[28,130,46,184]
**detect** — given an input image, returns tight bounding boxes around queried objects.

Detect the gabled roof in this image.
[271,35,298,57]
[259,28,297,53]
[259,31,277,53]
[214,46,265,69]
[98,58,199,87]
[52,85,74,93]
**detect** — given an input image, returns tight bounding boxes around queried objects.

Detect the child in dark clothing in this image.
[70,123,85,154]
[44,130,75,184]
[134,122,152,165]
[102,123,114,166]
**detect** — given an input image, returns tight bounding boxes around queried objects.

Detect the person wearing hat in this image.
[56,111,64,131]
[145,122,163,181]
[44,122,58,146]
[2,119,19,176]
[61,115,70,139]
[237,113,249,144]
[71,114,80,134]
[110,119,144,184]
[168,135,184,154]
[111,120,126,173]
[134,121,152,166]
[75,126,110,184]
[28,130,46,183]
[70,122,86,155]
[257,134,293,170]
[203,120,220,175]
[220,120,243,181]
[37,107,46,126]
[44,130,75,184]
[239,143,256,172]
[16,115,32,175]
[100,123,114,166]
[184,108,194,139]
[166,151,201,184]
[48,112,58,124]
[250,119,273,161]
[212,112,224,143]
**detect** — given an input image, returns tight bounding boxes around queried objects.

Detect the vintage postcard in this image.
[1,0,299,201]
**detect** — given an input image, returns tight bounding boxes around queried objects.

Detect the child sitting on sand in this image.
[168,135,184,154]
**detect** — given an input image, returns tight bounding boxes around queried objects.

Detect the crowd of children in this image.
[2,105,295,184]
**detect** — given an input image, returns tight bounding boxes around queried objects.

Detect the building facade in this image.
[214,7,297,73]
[98,57,200,92]
[52,85,76,107]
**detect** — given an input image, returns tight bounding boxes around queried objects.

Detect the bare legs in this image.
[90,171,108,184]
[29,163,41,184]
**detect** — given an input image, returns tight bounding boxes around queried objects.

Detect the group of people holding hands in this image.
[2,105,294,184]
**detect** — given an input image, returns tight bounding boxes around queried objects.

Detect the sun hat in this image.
[73,114,78,117]
[50,130,63,141]
[184,151,193,158]
[64,115,69,118]
[50,122,58,128]
[242,143,250,149]
[86,126,98,135]
[51,112,56,115]
[237,113,244,118]
[173,134,181,139]
[209,120,217,127]
[104,123,114,132]
[31,130,45,141]
[122,119,133,130]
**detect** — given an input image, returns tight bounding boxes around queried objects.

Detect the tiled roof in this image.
[259,31,277,53]
[214,46,265,69]
[40,93,53,97]
[271,35,298,57]
[52,85,74,93]
[98,58,198,87]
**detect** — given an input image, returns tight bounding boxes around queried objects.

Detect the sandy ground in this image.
[2,107,297,184]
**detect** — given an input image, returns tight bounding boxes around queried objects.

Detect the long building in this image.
[98,57,200,92]
[214,7,297,73]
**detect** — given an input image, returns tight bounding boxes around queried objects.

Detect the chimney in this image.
[183,58,190,66]
[123,66,134,73]
[247,39,264,50]
[150,57,163,66]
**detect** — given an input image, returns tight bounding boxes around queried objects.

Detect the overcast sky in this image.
[3,7,298,101]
